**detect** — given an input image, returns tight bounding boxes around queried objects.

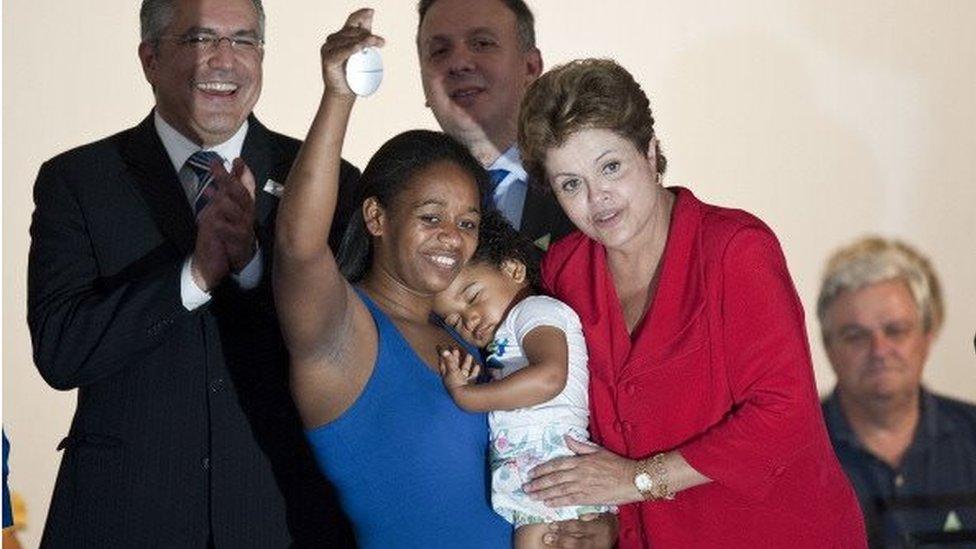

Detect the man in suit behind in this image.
[416,0,576,252]
[27,0,357,546]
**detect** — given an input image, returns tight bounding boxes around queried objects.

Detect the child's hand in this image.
[438,347,480,391]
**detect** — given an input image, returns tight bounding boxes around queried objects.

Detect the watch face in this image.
[635,472,654,492]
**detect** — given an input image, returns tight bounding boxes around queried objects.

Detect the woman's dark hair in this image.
[336,130,489,282]
[469,207,541,290]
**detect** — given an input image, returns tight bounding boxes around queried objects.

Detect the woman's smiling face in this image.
[371,160,482,296]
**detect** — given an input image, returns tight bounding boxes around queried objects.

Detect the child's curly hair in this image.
[472,208,541,289]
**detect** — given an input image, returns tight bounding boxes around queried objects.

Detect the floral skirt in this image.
[489,423,615,527]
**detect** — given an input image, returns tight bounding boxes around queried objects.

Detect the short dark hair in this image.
[417,0,537,51]
[519,58,667,189]
[468,207,541,289]
[336,130,489,282]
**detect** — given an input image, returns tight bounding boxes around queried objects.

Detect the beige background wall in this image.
[4,1,975,546]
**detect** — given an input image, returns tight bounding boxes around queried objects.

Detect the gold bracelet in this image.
[648,453,676,500]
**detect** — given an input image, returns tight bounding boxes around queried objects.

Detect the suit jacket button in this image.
[201,457,210,470]
[210,378,225,393]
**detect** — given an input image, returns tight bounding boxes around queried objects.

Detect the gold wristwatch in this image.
[634,459,656,500]
[633,454,675,501]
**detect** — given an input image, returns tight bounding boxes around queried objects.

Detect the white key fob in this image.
[345,47,383,97]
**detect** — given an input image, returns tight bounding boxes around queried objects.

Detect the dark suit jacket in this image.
[28,113,358,548]
[518,179,576,253]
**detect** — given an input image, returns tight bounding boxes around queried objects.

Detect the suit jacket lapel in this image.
[519,181,575,252]
[121,113,286,258]
[622,188,706,377]
[520,182,554,250]
[121,113,197,256]
[519,182,544,245]
[243,116,288,227]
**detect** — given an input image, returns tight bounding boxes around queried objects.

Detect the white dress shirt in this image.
[154,112,263,311]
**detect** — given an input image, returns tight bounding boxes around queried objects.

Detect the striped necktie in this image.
[486,168,509,208]
[185,150,223,216]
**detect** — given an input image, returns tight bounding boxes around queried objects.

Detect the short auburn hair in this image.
[518,58,666,189]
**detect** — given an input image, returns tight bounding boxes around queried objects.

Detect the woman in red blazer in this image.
[517,59,866,548]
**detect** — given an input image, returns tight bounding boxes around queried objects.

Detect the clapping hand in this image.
[210,158,257,273]
[191,157,258,291]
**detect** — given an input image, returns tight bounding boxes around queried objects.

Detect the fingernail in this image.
[547,522,559,531]
[542,533,555,545]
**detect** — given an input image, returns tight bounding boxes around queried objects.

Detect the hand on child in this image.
[437,347,480,391]
[524,436,641,507]
[543,513,618,548]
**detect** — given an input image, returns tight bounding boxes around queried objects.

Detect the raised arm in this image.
[274,9,384,364]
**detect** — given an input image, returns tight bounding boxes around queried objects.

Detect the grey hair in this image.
[140,0,266,43]
[817,236,944,337]
[417,0,537,51]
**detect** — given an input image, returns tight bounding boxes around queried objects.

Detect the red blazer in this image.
[542,188,865,548]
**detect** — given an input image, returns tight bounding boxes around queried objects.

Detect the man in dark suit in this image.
[27,0,357,546]
[416,0,576,252]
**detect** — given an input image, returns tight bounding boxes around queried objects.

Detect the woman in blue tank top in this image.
[274,10,510,548]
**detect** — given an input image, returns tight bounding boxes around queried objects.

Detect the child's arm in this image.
[438,325,569,413]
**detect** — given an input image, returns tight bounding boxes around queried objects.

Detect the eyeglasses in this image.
[158,33,264,55]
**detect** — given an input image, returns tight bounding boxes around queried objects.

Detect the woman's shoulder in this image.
[542,231,590,267]
[674,187,772,239]
[674,187,783,260]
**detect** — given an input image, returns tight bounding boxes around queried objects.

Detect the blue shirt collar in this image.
[488,145,527,182]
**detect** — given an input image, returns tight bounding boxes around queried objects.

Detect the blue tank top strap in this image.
[353,287,390,331]
[429,305,484,363]
[357,286,483,365]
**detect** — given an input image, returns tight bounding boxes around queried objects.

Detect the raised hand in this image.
[320,8,385,97]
